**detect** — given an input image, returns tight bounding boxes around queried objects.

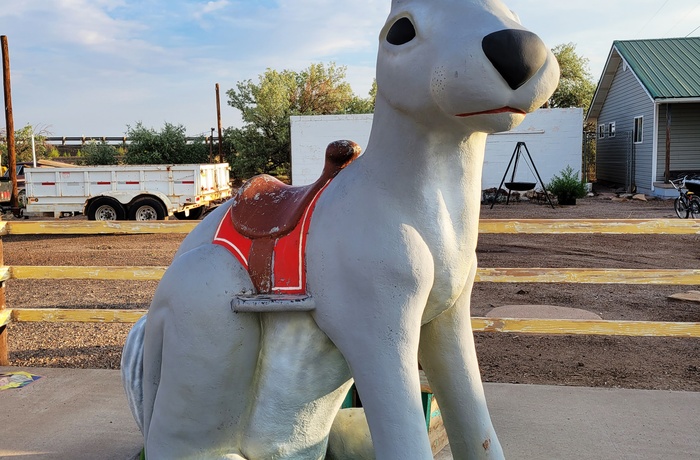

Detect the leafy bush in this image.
[81,141,119,165]
[222,125,289,179]
[125,122,209,165]
[547,166,587,202]
[0,125,52,166]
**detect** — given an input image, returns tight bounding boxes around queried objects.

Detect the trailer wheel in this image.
[128,197,166,221]
[87,197,126,221]
[173,206,205,220]
[18,189,27,209]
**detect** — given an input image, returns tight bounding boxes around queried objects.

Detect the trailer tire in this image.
[128,197,166,221]
[87,197,126,221]
[18,189,27,209]
[173,206,205,220]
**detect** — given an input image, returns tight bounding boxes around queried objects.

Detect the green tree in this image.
[549,43,596,113]
[0,125,53,166]
[80,141,120,165]
[124,122,209,165]
[225,62,374,179]
[346,80,377,114]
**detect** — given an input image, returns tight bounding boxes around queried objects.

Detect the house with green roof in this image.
[586,37,700,197]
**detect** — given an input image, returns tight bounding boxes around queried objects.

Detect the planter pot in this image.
[557,194,577,205]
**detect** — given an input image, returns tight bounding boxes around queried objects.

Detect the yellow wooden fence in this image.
[1,218,700,365]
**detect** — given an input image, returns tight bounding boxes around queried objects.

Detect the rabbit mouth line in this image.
[455,107,526,117]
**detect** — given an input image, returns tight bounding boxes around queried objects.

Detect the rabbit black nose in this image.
[482,29,548,90]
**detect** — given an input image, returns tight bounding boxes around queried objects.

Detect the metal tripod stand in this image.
[491,142,555,209]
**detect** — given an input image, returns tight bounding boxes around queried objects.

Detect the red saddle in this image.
[222,140,361,294]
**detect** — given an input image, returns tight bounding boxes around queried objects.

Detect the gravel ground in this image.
[3,191,700,390]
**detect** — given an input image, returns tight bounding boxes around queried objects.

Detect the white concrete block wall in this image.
[290,108,583,188]
[483,108,584,188]
[290,114,374,185]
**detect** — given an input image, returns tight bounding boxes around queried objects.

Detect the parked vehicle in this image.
[25,163,232,220]
[0,163,28,209]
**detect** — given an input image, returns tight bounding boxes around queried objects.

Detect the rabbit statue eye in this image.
[386,17,416,45]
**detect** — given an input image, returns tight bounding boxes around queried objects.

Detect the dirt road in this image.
[4,193,700,390]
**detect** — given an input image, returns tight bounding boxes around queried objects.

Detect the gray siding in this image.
[596,58,655,192]
[656,103,700,180]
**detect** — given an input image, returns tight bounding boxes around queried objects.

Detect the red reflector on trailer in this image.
[181,180,195,184]
[97,181,110,185]
[42,182,56,186]
[125,181,139,185]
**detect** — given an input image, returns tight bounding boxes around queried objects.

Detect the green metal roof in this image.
[614,37,700,99]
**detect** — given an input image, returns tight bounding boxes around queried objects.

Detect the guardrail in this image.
[1,218,700,365]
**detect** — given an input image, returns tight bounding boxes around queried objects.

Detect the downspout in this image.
[651,102,659,192]
[665,104,671,183]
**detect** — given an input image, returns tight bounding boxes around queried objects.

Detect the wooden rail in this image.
[477,218,700,234]
[1,218,700,366]
[6,266,700,285]
[7,308,700,338]
[3,218,700,235]
[0,220,199,235]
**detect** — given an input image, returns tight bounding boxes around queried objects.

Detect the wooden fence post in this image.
[0,234,7,366]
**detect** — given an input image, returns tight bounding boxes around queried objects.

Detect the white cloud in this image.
[6,0,697,136]
[202,0,230,15]
[194,0,231,23]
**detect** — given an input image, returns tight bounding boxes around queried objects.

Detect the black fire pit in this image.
[504,181,536,192]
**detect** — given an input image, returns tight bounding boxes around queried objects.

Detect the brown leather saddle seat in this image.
[230,140,361,240]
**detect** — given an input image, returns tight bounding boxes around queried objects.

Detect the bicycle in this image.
[670,176,700,218]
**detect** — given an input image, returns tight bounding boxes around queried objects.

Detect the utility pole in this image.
[215,83,223,161]
[1,36,17,215]
[0,35,12,365]
[209,127,214,163]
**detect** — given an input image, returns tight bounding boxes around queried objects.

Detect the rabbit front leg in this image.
[320,299,434,459]
[310,227,437,459]
[418,264,505,460]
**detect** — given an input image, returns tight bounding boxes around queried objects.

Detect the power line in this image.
[663,4,700,37]
[637,0,672,36]
[686,24,700,36]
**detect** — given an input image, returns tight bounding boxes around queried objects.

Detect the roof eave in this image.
[585,44,622,124]
[654,97,700,104]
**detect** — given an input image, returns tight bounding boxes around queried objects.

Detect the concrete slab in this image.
[0,367,142,460]
[668,291,700,303]
[486,383,699,459]
[2,366,699,460]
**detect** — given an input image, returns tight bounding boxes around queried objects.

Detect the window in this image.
[633,116,643,143]
[598,124,605,139]
[608,122,616,138]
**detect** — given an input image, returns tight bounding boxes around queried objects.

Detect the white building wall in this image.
[291,108,583,188]
[290,114,374,186]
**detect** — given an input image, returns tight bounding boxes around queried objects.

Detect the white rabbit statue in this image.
[122,0,559,458]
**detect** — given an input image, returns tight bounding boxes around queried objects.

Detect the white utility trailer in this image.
[25,163,232,220]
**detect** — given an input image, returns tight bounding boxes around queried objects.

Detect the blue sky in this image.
[1,0,699,137]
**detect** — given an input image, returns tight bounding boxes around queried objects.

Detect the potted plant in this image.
[547,166,587,205]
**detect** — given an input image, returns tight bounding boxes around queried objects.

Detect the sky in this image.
[1,0,699,137]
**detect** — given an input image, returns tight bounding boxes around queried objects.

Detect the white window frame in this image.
[598,124,606,139]
[608,121,616,138]
[633,116,643,144]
